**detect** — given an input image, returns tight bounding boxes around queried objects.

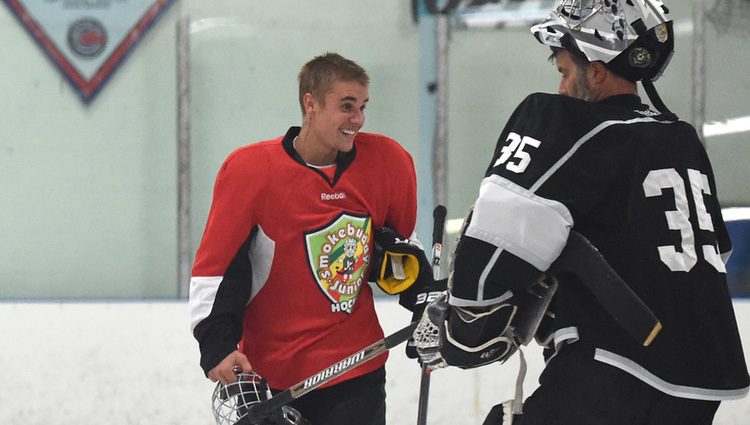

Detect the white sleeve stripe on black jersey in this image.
[477,247,503,300]
[530,116,667,192]
[595,349,750,401]
[466,175,573,271]
[189,276,222,331]
[553,327,580,352]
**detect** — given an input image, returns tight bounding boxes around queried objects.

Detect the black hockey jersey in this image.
[451,93,749,400]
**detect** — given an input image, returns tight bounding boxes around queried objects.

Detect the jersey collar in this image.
[600,94,650,112]
[281,126,356,186]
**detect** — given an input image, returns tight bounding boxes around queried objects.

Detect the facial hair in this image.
[574,68,595,102]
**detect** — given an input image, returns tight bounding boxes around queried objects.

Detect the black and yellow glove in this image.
[370,227,431,295]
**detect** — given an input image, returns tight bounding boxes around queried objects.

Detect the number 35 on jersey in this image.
[494,132,541,174]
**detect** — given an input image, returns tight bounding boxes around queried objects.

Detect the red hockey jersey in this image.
[190,127,418,389]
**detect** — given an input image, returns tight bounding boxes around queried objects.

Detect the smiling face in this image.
[297,80,369,166]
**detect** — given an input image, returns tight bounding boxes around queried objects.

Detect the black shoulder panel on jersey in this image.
[194,226,257,374]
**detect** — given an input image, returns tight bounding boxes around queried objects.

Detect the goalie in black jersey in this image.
[413,1,749,424]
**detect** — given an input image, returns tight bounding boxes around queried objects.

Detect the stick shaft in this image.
[417,205,447,425]
[551,231,662,347]
[241,322,418,424]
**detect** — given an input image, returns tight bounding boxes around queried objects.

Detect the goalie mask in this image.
[531,0,674,82]
[212,373,308,425]
[531,0,676,117]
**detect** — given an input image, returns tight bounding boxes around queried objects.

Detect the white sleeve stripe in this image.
[553,327,580,349]
[477,247,503,301]
[541,327,580,363]
[466,175,573,271]
[189,276,222,332]
[249,225,274,302]
[595,349,750,401]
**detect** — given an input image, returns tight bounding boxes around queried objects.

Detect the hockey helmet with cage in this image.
[212,372,309,425]
[530,0,674,83]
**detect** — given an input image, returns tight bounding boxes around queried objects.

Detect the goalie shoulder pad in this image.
[371,227,429,295]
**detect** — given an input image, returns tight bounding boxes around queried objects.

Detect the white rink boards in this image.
[0,298,748,425]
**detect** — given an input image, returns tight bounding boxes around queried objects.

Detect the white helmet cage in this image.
[531,0,674,82]
[212,373,306,425]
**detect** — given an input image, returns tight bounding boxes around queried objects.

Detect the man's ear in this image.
[589,61,608,86]
[302,92,316,113]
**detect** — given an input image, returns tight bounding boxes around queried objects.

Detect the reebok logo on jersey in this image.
[321,192,347,201]
[635,109,660,117]
[304,213,372,314]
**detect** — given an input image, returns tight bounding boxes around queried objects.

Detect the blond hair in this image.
[297,53,369,116]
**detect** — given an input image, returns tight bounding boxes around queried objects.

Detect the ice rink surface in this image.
[1,298,748,425]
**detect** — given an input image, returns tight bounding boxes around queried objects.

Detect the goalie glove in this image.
[370,227,430,295]
[400,277,448,359]
[413,292,518,371]
[413,278,557,371]
[412,291,451,370]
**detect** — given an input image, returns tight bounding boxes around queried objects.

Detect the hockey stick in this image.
[239,321,417,425]
[416,205,447,425]
[550,231,662,347]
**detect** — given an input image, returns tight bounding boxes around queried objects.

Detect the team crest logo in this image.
[654,23,669,43]
[67,18,108,59]
[3,0,175,103]
[304,213,372,314]
[629,47,652,68]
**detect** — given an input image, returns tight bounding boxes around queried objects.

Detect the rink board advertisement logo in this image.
[2,0,175,103]
[304,213,372,314]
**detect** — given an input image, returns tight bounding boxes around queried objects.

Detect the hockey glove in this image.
[447,278,557,369]
[370,227,431,295]
[413,291,523,371]
[413,291,451,370]
[400,277,448,359]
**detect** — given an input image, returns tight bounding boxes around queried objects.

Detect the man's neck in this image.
[593,77,638,102]
[293,131,337,166]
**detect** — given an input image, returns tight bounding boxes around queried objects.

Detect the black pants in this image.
[273,367,386,425]
[518,344,720,425]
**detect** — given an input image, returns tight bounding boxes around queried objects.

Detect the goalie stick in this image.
[550,231,662,347]
[416,205,447,425]
[238,321,417,425]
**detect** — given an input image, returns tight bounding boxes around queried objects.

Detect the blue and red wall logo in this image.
[3,0,175,103]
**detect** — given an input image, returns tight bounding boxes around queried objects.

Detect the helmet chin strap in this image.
[641,79,678,121]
